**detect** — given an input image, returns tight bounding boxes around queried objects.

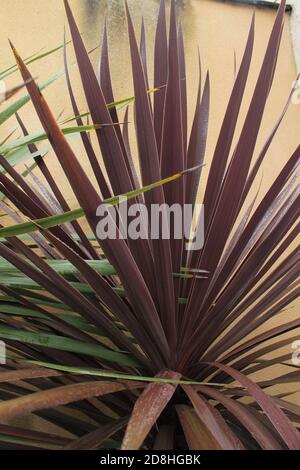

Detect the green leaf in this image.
[0,325,139,367]
[0,291,72,311]
[0,258,115,276]
[0,41,71,80]
[0,276,188,305]
[0,171,182,239]
[0,50,41,80]
[23,361,226,386]
[0,303,106,335]
[0,124,101,155]
[0,208,84,239]
[0,70,64,125]
[0,434,59,449]
[0,162,37,199]
[2,134,79,174]
[2,146,49,170]
[62,86,160,124]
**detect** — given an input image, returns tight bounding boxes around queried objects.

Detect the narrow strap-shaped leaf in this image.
[0,238,149,364]
[0,159,87,258]
[0,301,110,337]
[153,425,174,450]
[7,46,105,235]
[0,380,143,422]
[196,1,285,282]
[140,17,150,92]
[122,106,140,189]
[201,185,260,307]
[0,80,32,104]
[179,14,256,341]
[226,334,300,377]
[221,307,300,368]
[63,32,111,199]
[186,70,209,208]
[207,362,300,449]
[201,14,255,228]
[35,226,158,368]
[23,360,227,386]
[0,367,61,383]
[100,19,138,190]
[195,147,300,331]
[241,82,296,204]
[178,21,187,161]
[0,124,102,154]
[15,113,97,259]
[0,198,60,259]
[64,2,172,362]
[0,70,63,125]
[122,370,181,450]
[0,41,71,80]
[185,168,299,363]
[160,0,185,276]
[1,145,47,172]
[182,384,244,449]
[125,0,177,353]
[0,324,139,367]
[195,385,283,450]
[0,258,115,276]
[0,423,70,447]
[153,0,168,156]
[216,259,300,355]
[0,170,183,238]
[63,0,133,197]
[176,405,221,450]
[64,416,129,450]
[196,195,299,357]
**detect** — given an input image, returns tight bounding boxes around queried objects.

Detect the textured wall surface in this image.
[0,0,299,421]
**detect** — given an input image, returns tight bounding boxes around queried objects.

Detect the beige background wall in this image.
[0,0,299,408]
[0,1,299,202]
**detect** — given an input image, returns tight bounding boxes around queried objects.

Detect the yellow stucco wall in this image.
[1,1,299,201]
[0,0,299,416]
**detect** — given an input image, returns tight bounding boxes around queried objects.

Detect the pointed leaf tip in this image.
[8,40,19,60]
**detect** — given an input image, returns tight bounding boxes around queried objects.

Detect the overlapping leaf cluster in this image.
[0,0,298,450]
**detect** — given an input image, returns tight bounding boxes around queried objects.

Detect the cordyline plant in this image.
[0,0,298,450]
